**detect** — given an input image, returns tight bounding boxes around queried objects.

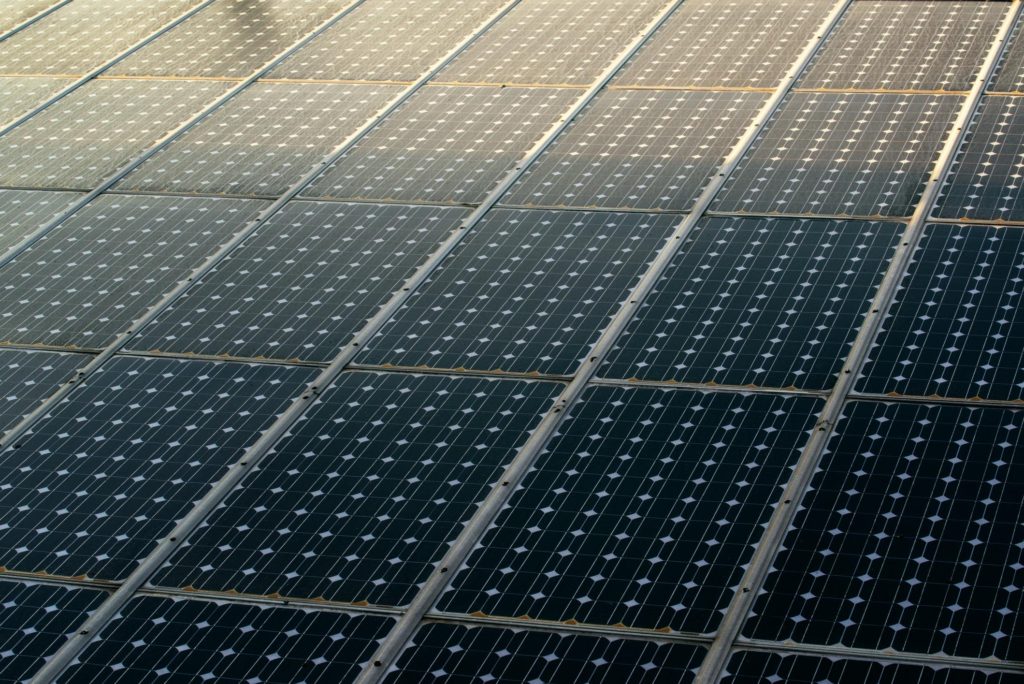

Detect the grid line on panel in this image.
[349,2,859,682]
[691,2,1024,682]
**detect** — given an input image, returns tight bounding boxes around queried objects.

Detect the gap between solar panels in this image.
[692,2,1024,682]
[347,0,860,680]
[0,0,71,43]
[0,0,218,137]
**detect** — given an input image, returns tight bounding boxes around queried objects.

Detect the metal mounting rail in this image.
[0,0,72,43]
[25,0,535,680]
[350,1,856,681]
[0,0,217,135]
[692,2,1024,681]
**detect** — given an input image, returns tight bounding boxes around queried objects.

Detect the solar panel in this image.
[115,83,402,198]
[610,0,835,89]
[0,348,86,435]
[61,595,393,683]
[797,0,1008,92]
[600,217,902,390]
[434,0,670,85]
[933,96,1024,222]
[385,623,706,684]
[0,0,65,35]
[991,15,1024,93]
[128,201,466,362]
[0,76,72,126]
[860,223,1024,401]
[499,90,767,211]
[354,209,677,376]
[745,400,1024,660]
[722,651,1020,684]
[299,85,578,205]
[153,371,559,607]
[0,194,267,349]
[108,0,358,79]
[0,79,231,190]
[0,0,204,75]
[0,355,316,580]
[0,188,81,256]
[265,0,512,83]
[0,579,106,684]
[711,92,962,217]
[438,386,820,634]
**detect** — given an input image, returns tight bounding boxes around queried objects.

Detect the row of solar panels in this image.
[0,0,1021,682]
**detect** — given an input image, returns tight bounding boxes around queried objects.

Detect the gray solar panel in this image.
[501,90,767,211]
[712,92,962,217]
[439,386,820,634]
[266,0,512,83]
[300,85,578,205]
[116,83,402,198]
[601,216,901,390]
[0,188,81,256]
[0,355,316,580]
[0,194,267,349]
[129,201,466,362]
[0,348,86,435]
[355,209,677,375]
[154,371,559,607]
[62,596,392,683]
[0,79,231,190]
[0,75,72,127]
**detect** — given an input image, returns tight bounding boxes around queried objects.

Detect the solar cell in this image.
[933,96,1024,222]
[745,400,1024,659]
[61,596,392,683]
[434,0,669,85]
[711,92,962,217]
[797,0,1007,92]
[0,76,72,126]
[0,194,268,349]
[0,79,231,191]
[860,223,1024,401]
[601,217,902,390]
[385,623,707,684]
[266,0,512,83]
[500,90,767,211]
[0,355,316,580]
[354,209,677,376]
[299,85,578,205]
[991,13,1024,93]
[611,0,834,89]
[439,386,820,633]
[108,0,358,79]
[0,0,205,76]
[128,202,466,362]
[0,0,65,35]
[722,651,1020,684]
[0,348,87,436]
[153,372,559,607]
[115,83,402,198]
[0,189,81,256]
[0,579,106,684]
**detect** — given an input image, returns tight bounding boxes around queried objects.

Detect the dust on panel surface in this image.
[0,194,268,349]
[116,82,402,198]
[744,401,1024,660]
[0,76,72,127]
[439,386,821,634]
[354,209,677,375]
[0,79,231,190]
[266,0,512,83]
[300,85,578,205]
[501,90,767,211]
[0,355,316,580]
[601,217,902,390]
[0,188,81,255]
